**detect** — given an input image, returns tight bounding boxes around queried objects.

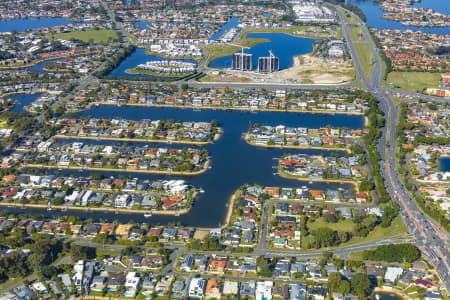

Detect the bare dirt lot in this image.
[201,54,355,84]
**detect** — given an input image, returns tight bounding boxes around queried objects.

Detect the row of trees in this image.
[362,243,420,263]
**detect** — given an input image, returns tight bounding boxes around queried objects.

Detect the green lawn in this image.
[303,215,408,250]
[338,7,360,25]
[308,217,356,232]
[353,42,374,81]
[348,250,365,261]
[385,71,442,93]
[340,215,408,247]
[348,26,364,42]
[53,29,119,44]
[392,97,415,105]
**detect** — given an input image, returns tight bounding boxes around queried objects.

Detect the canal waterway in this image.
[209,16,241,41]
[0,17,72,33]
[439,157,450,172]
[135,21,149,31]
[347,0,449,35]
[9,93,42,113]
[11,105,364,227]
[108,48,197,79]
[208,33,315,70]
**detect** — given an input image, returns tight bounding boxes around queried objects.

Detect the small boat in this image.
[375,294,380,300]
[199,188,205,193]
[47,207,52,211]
[144,212,152,218]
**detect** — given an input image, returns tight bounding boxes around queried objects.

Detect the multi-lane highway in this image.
[338,6,450,289]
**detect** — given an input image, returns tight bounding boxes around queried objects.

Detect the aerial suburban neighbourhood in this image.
[0,0,448,299]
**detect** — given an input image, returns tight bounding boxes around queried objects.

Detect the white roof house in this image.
[385,267,404,283]
[223,281,239,295]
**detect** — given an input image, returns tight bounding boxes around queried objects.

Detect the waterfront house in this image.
[115,224,133,239]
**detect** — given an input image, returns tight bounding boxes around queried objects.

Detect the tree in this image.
[70,245,94,261]
[27,237,61,271]
[362,244,419,263]
[40,265,57,279]
[350,273,371,297]
[121,246,140,256]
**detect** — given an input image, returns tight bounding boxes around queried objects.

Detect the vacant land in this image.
[280,54,355,84]
[308,217,356,232]
[54,29,119,44]
[386,71,442,93]
[302,215,408,249]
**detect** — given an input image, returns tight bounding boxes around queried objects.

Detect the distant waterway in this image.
[13,105,364,227]
[28,58,65,75]
[439,157,450,172]
[9,93,42,113]
[0,17,72,33]
[208,33,315,70]
[410,0,449,15]
[347,0,449,35]
[108,48,197,79]
[209,16,241,40]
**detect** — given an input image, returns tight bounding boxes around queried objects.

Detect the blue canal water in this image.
[410,0,449,15]
[439,157,450,172]
[0,17,72,33]
[108,48,197,78]
[9,93,42,113]
[208,33,315,70]
[209,16,241,40]
[11,105,364,226]
[28,58,65,74]
[135,21,149,31]
[348,0,449,35]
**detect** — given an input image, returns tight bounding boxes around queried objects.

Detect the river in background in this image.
[347,0,449,35]
[7,105,364,227]
[0,17,72,33]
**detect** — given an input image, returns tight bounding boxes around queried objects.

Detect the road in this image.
[338,6,450,289]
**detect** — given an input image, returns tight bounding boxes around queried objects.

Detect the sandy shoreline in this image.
[22,160,210,176]
[373,287,409,300]
[222,193,236,228]
[89,102,365,116]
